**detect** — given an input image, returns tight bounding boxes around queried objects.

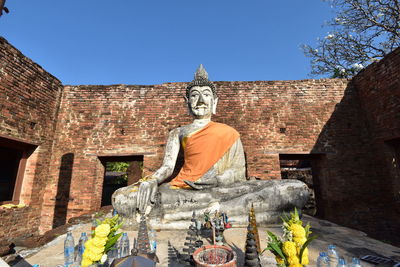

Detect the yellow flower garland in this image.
[94,224,110,238]
[290,224,306,238]
[265,208,316,267]
[283,241,297,257]
[81,216,123,267]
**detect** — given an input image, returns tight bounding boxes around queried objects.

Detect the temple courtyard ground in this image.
[4,214,399,267]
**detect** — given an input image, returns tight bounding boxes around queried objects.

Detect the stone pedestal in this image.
[118,179,309,230]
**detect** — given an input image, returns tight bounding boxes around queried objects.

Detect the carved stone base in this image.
[114,179,309,230]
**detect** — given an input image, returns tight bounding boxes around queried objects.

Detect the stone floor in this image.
[8,215,400,267]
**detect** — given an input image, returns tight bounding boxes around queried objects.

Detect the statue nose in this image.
[197,93,206,105]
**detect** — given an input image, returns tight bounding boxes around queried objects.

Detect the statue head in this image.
[185,65,218,119]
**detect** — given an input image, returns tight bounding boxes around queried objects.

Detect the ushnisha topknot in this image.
[186,64,217,98]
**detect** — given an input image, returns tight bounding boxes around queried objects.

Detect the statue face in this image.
[187,86,217,119]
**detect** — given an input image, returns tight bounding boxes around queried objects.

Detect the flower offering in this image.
[81,215,123,267]
[264,208,316,267]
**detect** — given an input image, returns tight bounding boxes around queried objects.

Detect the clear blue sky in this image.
[0,0,335,85]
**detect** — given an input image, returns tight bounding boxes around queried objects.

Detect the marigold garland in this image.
[263,208,316,267]
[81,215,123,267]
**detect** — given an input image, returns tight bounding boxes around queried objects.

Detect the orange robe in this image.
[169,121,240,188]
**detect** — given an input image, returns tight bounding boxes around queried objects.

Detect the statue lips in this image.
[193,104,208,111]
[192,104,210,117]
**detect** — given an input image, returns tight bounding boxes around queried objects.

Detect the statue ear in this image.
[183,95,191,115]
[212,97,218,114]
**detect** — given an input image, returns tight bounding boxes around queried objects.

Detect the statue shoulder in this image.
[178,124,195,138]
[168,125,191,140]
[164,127,180,141]
[211,122,240,136]
[169,127,180,134]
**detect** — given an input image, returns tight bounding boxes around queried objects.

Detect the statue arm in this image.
[151,127,180,184]
[137,127,180,212]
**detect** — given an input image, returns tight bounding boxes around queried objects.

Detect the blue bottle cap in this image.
[339,258,346,264]
[328,244,336,249]
[123,232,127,236]
[81,232,86,236]
[319,252,327,257]
[352,257,360,264]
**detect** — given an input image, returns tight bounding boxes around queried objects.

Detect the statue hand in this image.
[137,178,158,213]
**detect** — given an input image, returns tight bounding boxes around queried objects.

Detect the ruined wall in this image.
[0,37,63,242]
[3,35,398,245]
[40,78,349,232]
[310,47,400,245]
[351,48,400,243]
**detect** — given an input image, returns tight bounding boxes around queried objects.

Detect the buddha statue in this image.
[112,65,309,229]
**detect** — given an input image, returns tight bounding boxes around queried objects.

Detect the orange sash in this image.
[169,121,239,188]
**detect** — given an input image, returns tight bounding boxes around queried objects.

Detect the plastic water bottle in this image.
[149,229,157,253]
[349,257,362,267]
[64,231,75,266]
[107,244,118,265]
[327,244,340,267]
[316,252,330,267]
[76,232,88,264]
[119,233,130,258]
[338,257,348,267]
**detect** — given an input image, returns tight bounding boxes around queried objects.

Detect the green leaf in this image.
[106,162,129,172]
[268,242,286,262]
[294,207,299,220]
[305,223,311,237]
[266,231,286,261]
[281,213,289,224]
[267,231,281,244]
[113,222,123,232]
[105,232,123,252]
[286,207,301,225]
[299,235,318,263]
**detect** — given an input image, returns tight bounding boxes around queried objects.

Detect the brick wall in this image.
[310,83,378,228]
[350,48,400,243]
[39,79,349,232]
[0,37,63,243]
[307,47,400,245]
[1,35,399,245]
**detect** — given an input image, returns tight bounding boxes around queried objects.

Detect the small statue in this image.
[249,205,261,254]
[244,221,261,267]
[112,65,309,228]
[134,215,158,263]
[180,219,199,266]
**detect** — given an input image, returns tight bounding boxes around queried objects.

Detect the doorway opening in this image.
[99,155,144,207]
[0,136,36,203]
[279,153,323,216]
